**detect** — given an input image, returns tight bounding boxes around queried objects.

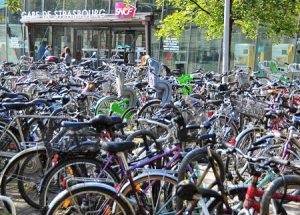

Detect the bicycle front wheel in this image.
[260,175,300,215]
[46,182,134,215]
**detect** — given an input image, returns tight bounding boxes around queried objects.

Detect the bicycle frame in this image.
[241,175,300,214]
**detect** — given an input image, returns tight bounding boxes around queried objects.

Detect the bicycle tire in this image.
[260,175,300,215]
[137,99,161,118]
[176,147,225,211]
[46,182,134,215]
[94,96,120,115]
[0,147,47,211]
[39,157,120,209]
[0,125,21,171]
[18,152,48,208]
[208,114,238,142]
[120,172,178,214]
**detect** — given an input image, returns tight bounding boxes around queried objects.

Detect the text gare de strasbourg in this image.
[21,9,107,19]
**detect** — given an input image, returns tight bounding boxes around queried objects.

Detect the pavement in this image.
[0,187,40,215]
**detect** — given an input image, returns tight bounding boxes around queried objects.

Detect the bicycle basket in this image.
[232,96,268,119]
[31,69,51,83]
[236,72,250,89]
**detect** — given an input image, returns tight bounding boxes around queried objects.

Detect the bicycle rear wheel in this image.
[46,182,134,215]
[39,157,120,209]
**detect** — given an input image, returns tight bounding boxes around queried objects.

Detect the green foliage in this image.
[5,0,21,12]
[156,0,300,42]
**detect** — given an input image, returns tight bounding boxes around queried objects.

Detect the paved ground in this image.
[0,187,39,215]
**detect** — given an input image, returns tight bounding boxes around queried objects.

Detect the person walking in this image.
[64,47,72,66]
[42,45,52,60]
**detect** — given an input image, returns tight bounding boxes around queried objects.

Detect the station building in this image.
[0,0,299,73]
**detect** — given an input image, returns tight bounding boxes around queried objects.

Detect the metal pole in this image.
[222,0,230,83]
[5,6,8,62]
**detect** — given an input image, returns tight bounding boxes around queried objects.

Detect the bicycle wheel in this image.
[121,107,138,132]
[137,99,161,118]
[208,115,238,143]
[46,182,134,215]
[176,147,225,211]
[85,93,101,116]
[260,175,300,215]
[17,151,48,208]
[0,125,21,171]
[121,172,178,214]
[232,127,266,181]
[39,157,120,209]
[94,96,120,115]
[0,147,47,211]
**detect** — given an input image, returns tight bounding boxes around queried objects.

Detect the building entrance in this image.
[23,13,152,65]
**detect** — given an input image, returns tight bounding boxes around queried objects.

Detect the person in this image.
[127,48,135,65]
[42,45,52,60]
[75,49,82,64]
[64,47,72,66]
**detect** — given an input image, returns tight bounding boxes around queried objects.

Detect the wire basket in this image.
[236,72,250,89]
[31,69,51,83]
[232,96,268,119]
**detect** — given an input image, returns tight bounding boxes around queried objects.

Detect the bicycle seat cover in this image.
[101,141,135,153]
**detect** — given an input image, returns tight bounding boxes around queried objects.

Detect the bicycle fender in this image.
[0,146,47,184]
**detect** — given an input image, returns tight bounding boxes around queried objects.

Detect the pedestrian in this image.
[42,45,52,60]
[64,47,72,66]
[75,49,82,64]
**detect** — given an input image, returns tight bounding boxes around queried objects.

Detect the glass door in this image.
[75,28,109,66]
[112,30,146,64]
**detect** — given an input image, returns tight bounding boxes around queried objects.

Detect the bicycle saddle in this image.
[3,71,14,76]
[101,141,135,153]
[2,101,36,110]
[2,98,28,103]
[91,115,122,127]
[0,92,29,100]
[62,115,123,131]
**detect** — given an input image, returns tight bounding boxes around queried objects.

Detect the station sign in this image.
[115,3,136,18]
[21,9,107,19]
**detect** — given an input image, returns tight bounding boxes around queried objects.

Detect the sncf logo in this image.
[115,3,136,17]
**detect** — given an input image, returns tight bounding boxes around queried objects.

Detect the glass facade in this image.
[1,0,299,74]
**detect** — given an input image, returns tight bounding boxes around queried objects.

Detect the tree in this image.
[156,0,300,43]
[5,0,21,12]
